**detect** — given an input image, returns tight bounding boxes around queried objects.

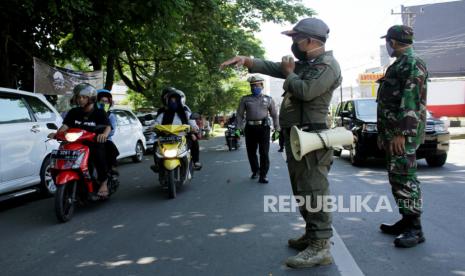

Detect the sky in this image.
[256,0,454,86]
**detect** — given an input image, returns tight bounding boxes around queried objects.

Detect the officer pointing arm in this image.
[220,18,341,269]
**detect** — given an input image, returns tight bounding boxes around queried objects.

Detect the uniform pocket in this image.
[379,78,402,105]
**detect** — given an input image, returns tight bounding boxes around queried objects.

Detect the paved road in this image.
[1,138,464,275]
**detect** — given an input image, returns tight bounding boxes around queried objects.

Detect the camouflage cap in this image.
[247,75,265,84]
[381,25,414,44]
[282,18,329,40]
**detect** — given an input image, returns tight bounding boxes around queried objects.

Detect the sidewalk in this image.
[449,126,465,140]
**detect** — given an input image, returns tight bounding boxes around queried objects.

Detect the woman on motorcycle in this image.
[154,87,202,170]
[96,89,119,175]
[48,83,112,198]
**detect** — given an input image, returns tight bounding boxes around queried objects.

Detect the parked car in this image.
[109,108,146,162]
[137,112,158,151]
[333,98,450,167]
[0,88,62,201]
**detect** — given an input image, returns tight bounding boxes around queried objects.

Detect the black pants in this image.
[245,125,270,177]
[86,142,108,182]
[188,135,200,163]
[105,140,119,168]
[279,129,285,150]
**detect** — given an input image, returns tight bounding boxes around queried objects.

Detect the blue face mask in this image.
[168,102,178,110]
[252,87,262,96]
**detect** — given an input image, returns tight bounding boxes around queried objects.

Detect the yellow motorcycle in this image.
[153,125,194,199]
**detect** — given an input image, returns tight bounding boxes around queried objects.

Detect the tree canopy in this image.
[0,0,314,116]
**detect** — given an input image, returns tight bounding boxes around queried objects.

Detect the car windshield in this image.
[355,99,377,117]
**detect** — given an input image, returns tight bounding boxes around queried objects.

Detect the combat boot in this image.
[380,216,409,235]
[286,239,333,268]
[288,234,311,251]
[394,216,425,248]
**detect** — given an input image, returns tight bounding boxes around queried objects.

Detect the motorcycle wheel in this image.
[55,180,77,222]
[167,169,177,199]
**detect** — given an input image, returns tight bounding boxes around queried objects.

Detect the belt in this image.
[247,120,264,126]
[283,123,328,136]
[300,123,328,132]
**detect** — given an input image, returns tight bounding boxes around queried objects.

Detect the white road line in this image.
[332,227,365,276]
[279,148,365,276]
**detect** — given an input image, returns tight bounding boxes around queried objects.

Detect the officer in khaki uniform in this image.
[221,18,342,268]
[236,75,279,184]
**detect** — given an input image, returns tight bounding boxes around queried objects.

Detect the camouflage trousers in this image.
[284,130,333,239]
[384,139,422,216]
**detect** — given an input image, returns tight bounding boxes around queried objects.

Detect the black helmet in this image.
[161,87,187,107]
[73,83,97,103]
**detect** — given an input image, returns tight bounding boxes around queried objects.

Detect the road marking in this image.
[332,227,365,276]
[278,146,365,276]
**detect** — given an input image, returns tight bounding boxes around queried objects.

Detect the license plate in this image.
[51,150,81,160]
[159,136,182,144]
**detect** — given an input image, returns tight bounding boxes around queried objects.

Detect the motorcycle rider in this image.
[151,87,202,171]
[96,89,120,175]
[48,83,112,198]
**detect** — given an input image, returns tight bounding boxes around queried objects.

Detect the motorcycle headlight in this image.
[363,123,377,132]
[65,132,83,142]
[433,123,446,132]
[163,149,178,158]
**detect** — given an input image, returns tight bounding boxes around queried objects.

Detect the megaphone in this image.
[290,126,354,161]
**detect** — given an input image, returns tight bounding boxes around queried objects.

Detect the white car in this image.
[0,88,62,200]
[109,108,146,162]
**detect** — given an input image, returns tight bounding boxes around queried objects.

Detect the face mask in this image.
[291,42,308,61]
[386,42,395,57]
[168,102,178,111]
[103,103,111,112]
[252,87,262,96]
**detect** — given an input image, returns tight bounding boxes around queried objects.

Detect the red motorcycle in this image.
[50,128,119,222]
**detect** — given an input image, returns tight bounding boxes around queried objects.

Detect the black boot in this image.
[380,217,409,235]
[394,216,425,248]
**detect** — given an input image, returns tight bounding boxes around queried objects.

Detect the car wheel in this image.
[40,156,56,196]
[132,141,144,163]
[350,143,365,166]
[425,154,447,167]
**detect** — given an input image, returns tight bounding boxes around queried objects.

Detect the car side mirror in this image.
[46,123,58,130]
[341,110,351,118]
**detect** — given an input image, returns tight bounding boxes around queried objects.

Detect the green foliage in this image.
[0,0,314,113]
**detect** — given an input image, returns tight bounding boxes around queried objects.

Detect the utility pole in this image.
[391,5,423,27]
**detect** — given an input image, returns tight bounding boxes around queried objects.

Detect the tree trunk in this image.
[104,54,115,90]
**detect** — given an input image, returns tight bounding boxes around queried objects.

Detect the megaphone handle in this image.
[316,132,329,150]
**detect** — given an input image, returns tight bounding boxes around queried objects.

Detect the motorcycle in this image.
[153,125,194,199]
[225,124,241,151]
[50,128,119,222]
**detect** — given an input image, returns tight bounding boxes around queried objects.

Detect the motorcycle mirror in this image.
[190,112,200,120]
[46,123,58,130]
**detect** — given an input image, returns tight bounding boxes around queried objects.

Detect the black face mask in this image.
[291,42,308,61]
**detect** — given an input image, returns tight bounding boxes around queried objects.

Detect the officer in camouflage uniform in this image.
[220,18,342,268]
[236,75,279,184]
[377,25,428,248]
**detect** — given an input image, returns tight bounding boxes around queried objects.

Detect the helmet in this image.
[161,87,177,105]
[97,89,113,106]
[177,89,186,105]
[161,87,186,107]
[73,83,97,103]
